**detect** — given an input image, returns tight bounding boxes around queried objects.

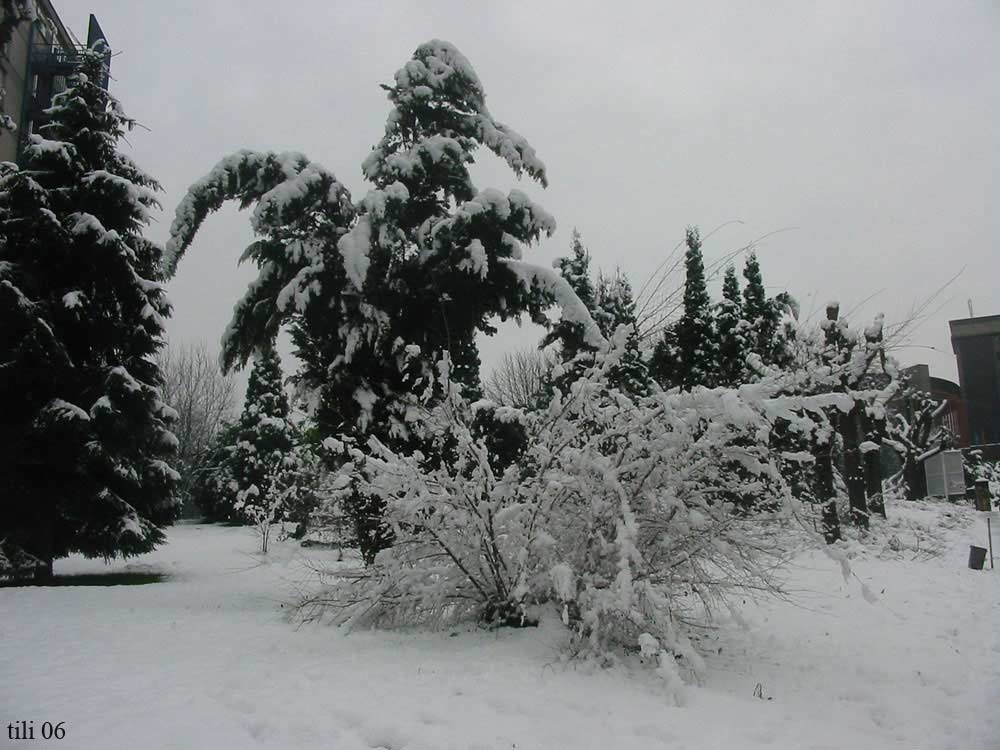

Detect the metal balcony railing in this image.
[28,44,110,89]
[29,44,86,72]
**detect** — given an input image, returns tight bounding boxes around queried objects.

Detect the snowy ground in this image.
[2,502,998,750]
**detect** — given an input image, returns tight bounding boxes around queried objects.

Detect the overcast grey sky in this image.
[59,0,1000,383]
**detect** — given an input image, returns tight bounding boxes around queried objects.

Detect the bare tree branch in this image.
[156,340,239,503]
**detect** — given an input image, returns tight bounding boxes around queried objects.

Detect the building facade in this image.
[0,2,108,164]
[950,314,1000,446]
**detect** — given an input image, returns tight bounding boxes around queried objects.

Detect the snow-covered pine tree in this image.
[649,321,681,389]
[543,230,599,385]
[163,41,604,562]
[0,45,178,575]
[594,268,649,396]
[669,227,717,390]
[228,342,300,551]
[742,252,784,366]
[715,265,749,387]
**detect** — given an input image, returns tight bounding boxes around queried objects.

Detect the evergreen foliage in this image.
[742,252,785,368]
[197,343,323,550]
[715,265,748,387]
[164,41,604,562]
[543,230,598,372]
[594,269,649,396]
[651,228,716,390]
[228,343,295,515]
[0,46,179,573]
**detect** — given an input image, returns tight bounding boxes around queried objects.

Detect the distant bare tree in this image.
[157,341,239,513]
[483,349,554,409]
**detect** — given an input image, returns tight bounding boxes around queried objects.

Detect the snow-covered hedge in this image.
[301,331,845,674]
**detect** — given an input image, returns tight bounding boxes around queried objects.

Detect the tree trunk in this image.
[814,432,841,544]
[34,556,54,580]
[903,454,927,501]
[863,449,885,518]
[861,412,886,519]
[31,506,55,581]
[840,405,869,529]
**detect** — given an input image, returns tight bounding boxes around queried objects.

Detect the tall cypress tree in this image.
[716,265,748,387]
[742,252,782,367]
[674,227,717,390]
[0,45,178,574]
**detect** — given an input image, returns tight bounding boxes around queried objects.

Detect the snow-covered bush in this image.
[235,444,321,554]
[301,332,846,672]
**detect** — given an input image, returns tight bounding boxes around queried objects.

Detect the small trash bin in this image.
[969,545,987,570]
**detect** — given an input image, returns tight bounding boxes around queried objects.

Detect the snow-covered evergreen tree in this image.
[227,343,300,551]
[237,441,321,554]
[593,268,649,396]
[543,230,598,380]
[649,321,681,389]
[742,252,787,367]
[163,40,603,562]
[715,265,749,387]
[0,45,178,575]
[652,228,716,390]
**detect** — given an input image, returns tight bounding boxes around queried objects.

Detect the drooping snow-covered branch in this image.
[163,150,354,276]
[499,257,606,349]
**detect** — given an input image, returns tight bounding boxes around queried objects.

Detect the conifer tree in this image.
[594,269,649,396]
[164,41,603,563]
[649,322,681,389]
[226,344,323,551]
[542,230,599,389]
[0,45,178,575]
[716,265,748,387]
[228,344,295,532]
[742,252,782,366]
[672,227,716,389]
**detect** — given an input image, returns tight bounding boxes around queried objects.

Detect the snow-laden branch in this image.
[163,149,353,276]
[499,257,606,349]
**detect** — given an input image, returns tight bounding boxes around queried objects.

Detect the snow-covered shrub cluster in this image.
[301,331,845,671]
